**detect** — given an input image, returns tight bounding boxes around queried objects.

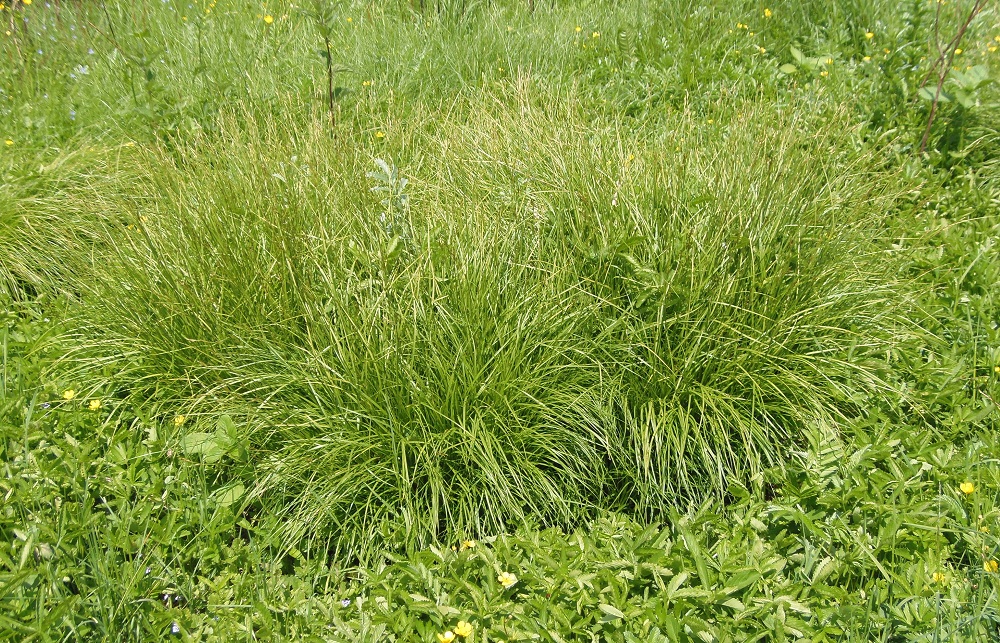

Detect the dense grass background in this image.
[3,0,1000,640]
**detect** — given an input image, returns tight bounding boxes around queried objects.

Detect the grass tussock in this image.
[60,93,916,553]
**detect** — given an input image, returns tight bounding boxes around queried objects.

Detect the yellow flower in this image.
[981,525,990,533]
[961,482,976,495]
[986,560,999,573]
[88,399,102,411]
[23,0,30,5]
[454,621,474,637]
[575,26,582,33]
[375,131,385,139]
[991,46,999,53]
[995,365,1000,373]
[884,48,891,54]
[749,32,755,36]
[820,70,828,76]
[498,571,518,588]
[437,632,456,643]
[62,389,76,401]
[4,139,11,146]
[825,57,833,64]
[932,571,947,584]
[863,55,872,61]
[758,46,766,54]
[263,14,273,24]
[592,31,600,38]
[362,80,372,87]
[955,48,963,55]
[763,8,772,18]
[865,32,874,39]
[174,415,186,426]
[346,16,352,22]
[460,540,476,551]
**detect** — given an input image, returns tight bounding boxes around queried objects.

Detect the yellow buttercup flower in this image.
[88,399,102,411]
[932,571,947,584]
[362,80,372,87]
[4,139,12,146]
[22,0,30,5]
[758,46,766,54]
[174,415,186,426]
[454,621,473,637]
[985,560,999,573]
[863,56,872,61]
[575,26,582,33]
[263,14,273,24]
[460,540,476,551]
[62,389,76,401]
[763,8,772,18]
[961,482,976,495]
[820,70,828,76]
[592,31,600,38]
[955,48,963,55]
[865,32,874,39]
[375,131,385,139]
[498,571,518,588]
[437,631,456,643]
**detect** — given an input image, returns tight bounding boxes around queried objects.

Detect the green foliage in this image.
[2,0,1000,640]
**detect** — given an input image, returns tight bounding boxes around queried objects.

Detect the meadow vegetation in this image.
[2,0,1000,640]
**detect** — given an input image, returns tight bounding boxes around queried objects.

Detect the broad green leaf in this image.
[213,482,245,507]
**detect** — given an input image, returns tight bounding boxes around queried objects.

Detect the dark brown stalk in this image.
[918,0,987,154]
